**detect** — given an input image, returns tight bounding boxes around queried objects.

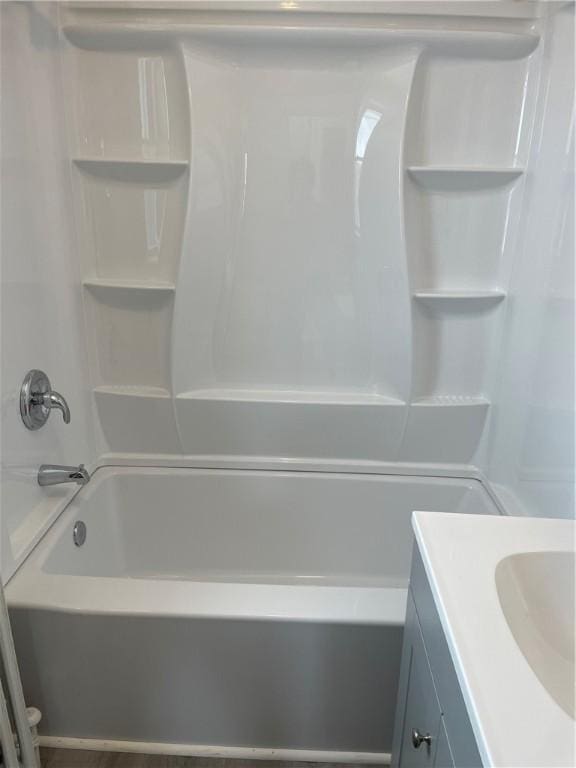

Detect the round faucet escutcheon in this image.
[20,369,71,430]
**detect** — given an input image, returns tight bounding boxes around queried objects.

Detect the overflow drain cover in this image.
[73,520,87,547]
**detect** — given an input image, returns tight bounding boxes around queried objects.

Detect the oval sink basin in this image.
[496,551,575,719]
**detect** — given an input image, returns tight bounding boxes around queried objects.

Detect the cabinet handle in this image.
[411,729,432,749]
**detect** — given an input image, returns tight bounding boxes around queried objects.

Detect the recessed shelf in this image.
[413,396,490,407]
[73,158,189,183]
[84,286,172,390]
[413,291,506,308]
[94,385,171,398]
[83,279,176,296]
[94,386,181,454]
[407,166,524,191]
[177,389,406,407]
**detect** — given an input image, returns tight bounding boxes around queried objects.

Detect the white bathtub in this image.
[8,467,498,760]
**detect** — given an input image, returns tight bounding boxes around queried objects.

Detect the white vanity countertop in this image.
[412,511,575,768]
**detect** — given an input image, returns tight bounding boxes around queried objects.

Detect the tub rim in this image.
[6,465,498,624]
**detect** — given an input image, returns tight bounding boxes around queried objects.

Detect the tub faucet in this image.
[38,464,90,487]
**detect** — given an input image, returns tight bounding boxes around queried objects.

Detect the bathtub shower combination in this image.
[3,0,572,764]
[9,468,498,756]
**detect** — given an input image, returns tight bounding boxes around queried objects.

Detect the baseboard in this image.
[39,736,391,764]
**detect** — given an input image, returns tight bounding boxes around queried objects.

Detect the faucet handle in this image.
[41,390,71,424]
[20,370,71,430]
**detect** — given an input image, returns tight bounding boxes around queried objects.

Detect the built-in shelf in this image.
[62,23,539,59]
[73,158,189,183]
[94,386,181,454]
[94,387,409,407]
[413,396,490,407]
[407,166,524,191]
[413,290,506,308]
[63,24,176,51]
[94,385,171,398]
[83,279,176,296]
[177,389,406,406]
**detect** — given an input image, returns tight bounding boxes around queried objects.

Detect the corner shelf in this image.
[413,291,506,309]
[83,279,176,297]
[73,158,189,183]
[407,166,524,191]
[413,396,490,407]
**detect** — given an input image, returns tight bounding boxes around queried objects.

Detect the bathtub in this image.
[7,467,498,761]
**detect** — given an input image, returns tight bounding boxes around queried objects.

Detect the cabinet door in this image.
[392,593,442,768]
[434,718,455,768]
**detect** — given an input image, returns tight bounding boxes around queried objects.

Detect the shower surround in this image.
[63,5,541,465]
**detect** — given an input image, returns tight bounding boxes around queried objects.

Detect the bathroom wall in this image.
[1,2,98,582]
[484,3,575,520]
[1,0,572,573]
[59,1,546,472]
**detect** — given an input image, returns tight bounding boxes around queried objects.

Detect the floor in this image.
[40,750,382,768]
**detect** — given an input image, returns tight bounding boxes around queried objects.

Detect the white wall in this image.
[1,2,98,582]
[484,3,574,520]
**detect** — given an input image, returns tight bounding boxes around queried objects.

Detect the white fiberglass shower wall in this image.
[61,3,546,471]
[0,2,97,582]
[51,0,573,522]
[2,2,570,522]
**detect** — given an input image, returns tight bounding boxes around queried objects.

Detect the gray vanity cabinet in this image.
[392,591,444,768]
[434,720,455,768]
[391,549,482,768]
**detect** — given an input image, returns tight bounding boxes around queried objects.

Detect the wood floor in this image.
[40,749,382,768]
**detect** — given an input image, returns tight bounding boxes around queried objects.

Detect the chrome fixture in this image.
[37,464,90,487]
[411,729,432,750]
[73,521,87,547]
[20,369,71,430]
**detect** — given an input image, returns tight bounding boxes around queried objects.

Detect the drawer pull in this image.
[411,729,432,749]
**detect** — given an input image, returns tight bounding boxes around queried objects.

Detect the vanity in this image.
[391,512,575,768]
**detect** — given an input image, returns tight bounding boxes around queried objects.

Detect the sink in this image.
[496,551,575,719]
